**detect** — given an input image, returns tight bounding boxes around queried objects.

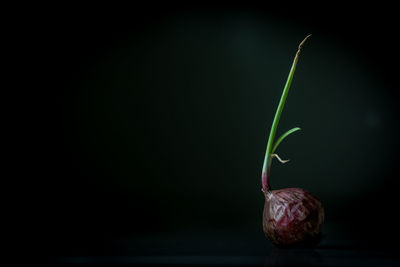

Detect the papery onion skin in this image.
[263,188,324,246]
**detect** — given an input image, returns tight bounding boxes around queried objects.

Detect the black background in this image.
[26,4,400,265]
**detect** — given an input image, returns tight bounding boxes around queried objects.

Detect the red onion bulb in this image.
[263,188,324,246]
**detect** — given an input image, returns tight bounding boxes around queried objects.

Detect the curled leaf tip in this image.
[272,154,290,164]
[297,35,312,56]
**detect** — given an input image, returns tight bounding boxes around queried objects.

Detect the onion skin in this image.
[263,188,324,247]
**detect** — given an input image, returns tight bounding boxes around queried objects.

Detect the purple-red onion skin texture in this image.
[263,188,324,246]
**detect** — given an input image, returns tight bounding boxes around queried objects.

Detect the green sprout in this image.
[262,35,311,192]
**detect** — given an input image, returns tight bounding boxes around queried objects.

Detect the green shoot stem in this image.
[262,35,311,192]
[272,127,301,153]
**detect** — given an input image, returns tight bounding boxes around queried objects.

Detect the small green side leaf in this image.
[272,127,301,153]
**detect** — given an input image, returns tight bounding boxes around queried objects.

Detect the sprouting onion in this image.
[260,35,324,247]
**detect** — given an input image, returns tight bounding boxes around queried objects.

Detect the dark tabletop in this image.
[49,223,399,266]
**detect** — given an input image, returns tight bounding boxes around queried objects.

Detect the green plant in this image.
[261,34,311,192]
